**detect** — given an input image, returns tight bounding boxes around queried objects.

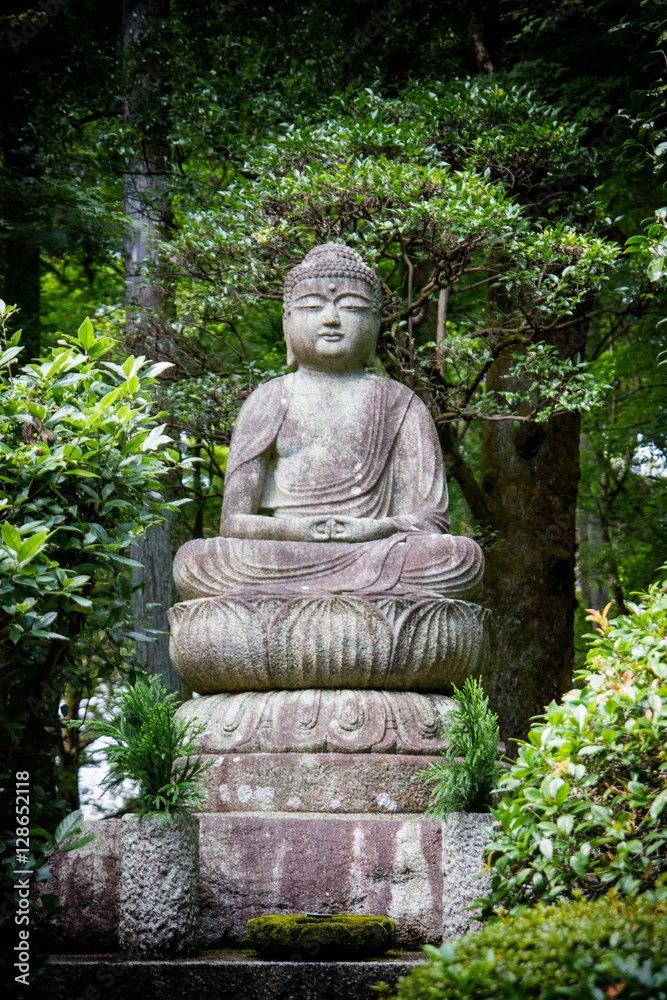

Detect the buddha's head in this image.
[282,244,381,373]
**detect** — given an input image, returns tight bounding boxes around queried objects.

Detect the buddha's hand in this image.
[327,516,404,542]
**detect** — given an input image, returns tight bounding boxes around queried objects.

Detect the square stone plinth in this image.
[40,810,488,954]
[198,813,443,948]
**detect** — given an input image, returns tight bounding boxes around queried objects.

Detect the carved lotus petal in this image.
[168,598,268,694]
[389,599,489,689]
[176,689,456,754]
[267,596,393,688]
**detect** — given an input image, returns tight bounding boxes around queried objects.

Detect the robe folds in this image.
[174,373,484,601]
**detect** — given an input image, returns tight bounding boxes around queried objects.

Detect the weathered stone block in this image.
[198,813,444,949]
[198,752,437,813]
[119,813,199,958]
[38,819,120,952]
[40,810,490,954]
[442,812,493,939]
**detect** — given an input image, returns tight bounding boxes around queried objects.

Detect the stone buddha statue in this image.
[170,244,489,754]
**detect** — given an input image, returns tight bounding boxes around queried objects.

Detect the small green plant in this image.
[375,893,667,999]
[73,676,211,824]
[481,577,667,914]
[416,678,503,818]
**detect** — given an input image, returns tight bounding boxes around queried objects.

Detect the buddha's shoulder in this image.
[375,375,423,406]
[240,373,294,409]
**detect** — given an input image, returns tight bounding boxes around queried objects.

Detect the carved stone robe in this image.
[174,374,483,600]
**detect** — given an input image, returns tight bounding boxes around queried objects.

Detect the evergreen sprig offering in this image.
[74,676,210,825]
[417,677,503,818]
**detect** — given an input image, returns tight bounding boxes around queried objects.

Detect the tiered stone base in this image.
[176,689,454,754]
[40,809,489,954]
[169,595,489,693]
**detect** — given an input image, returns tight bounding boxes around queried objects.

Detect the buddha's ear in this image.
[364,326,380,367]
[284,327,297,368]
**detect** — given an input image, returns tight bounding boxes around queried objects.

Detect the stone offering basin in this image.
[168,594,489,695]
[246,914,396,960]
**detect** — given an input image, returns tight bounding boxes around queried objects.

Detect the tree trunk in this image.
[132,516,185,697]
[122,0,184,697]
[480,411,580,749]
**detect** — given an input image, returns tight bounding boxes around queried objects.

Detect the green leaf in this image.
[54,809,85,845]
[539,838,554,860]
[650,788,667,820]
[33,866,54,882]
[17,531,48,564]
[2,521,22,552]
[77,317,95,351]
[59,833,97,852]
[570,852,589,877]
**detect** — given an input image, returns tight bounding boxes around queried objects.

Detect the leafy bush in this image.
[0,304,188,761]
[73,676,210,824]
[416,678,503,817]
[482,582,667,913]
[0,304,189,991]
[376,894,667,999]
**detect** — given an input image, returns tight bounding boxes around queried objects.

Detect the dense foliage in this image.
[0,309,188,992]
[170,80,620,425]
[0,309,187,769]
[377,894,667,999]
[416,678,503,817]
[71,676,210,824]
[482,580,667,913]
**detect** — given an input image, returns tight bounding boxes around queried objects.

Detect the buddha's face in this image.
[283,277,380,373]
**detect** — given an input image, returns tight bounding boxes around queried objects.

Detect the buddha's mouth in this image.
[318,332,344,342]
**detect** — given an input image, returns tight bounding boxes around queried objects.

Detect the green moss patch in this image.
[247,914,396,961]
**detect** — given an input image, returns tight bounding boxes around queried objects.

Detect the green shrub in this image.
[0,306,190,990]
[416,678,503,817]
[0,306,189,761]
[482,581,667,913]
[376,894,667,999]
[72,676,210,824]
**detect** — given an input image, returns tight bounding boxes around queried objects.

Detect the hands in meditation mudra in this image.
[170,245,489,751]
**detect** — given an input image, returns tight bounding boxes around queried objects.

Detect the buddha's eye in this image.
[294,297,325,310]
[337,297,371,310]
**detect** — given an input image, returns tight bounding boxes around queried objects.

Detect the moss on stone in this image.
[247,914,396,961]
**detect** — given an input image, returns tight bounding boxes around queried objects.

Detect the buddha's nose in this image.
[321,302,341,326]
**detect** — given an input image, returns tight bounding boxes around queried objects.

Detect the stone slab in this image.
[200,752,437,813]
[30,954,425,1000]
[198,813,443,949]
[39,818,120,953]
[42,814,445,952]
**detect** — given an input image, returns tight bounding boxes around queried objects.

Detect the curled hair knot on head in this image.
[282,243,382,312]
